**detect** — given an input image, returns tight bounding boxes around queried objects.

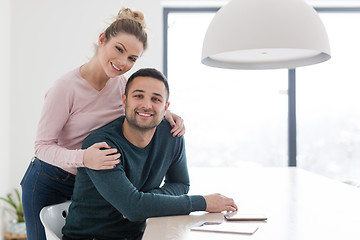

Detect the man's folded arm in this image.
[85,166,205,222]
[148,182,189,196]
[82,136,206,222]
[148,136,190,196]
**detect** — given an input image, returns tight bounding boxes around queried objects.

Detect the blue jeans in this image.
[21,157,75,240]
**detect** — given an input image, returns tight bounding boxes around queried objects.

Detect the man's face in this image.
[123,76,169,131]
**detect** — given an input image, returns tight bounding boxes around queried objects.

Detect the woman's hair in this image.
[103,8,148,50]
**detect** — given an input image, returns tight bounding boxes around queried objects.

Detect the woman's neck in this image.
[80,57,109,91]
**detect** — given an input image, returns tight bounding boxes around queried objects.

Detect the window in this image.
[165,7,360,184]
[166,10,288,168]
[297,11,360,183]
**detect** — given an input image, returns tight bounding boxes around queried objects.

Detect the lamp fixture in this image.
[201,0,331,70]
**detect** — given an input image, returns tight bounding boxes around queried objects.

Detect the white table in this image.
[142,167,360,240]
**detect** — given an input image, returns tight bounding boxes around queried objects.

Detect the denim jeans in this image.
[21,157,75,240]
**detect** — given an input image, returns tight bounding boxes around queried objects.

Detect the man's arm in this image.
[148,136,190,196]
[82,135,205,222]
[85,164,205,222]
[148,181,189,196]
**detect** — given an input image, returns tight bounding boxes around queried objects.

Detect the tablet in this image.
[224,213,267,221]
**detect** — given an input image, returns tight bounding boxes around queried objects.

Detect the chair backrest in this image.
[40,201,71,240]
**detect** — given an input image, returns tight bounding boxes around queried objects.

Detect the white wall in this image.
[1,1,11,238]
[9,0,163,190]
[0,0,11,191]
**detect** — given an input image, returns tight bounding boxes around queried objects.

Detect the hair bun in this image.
[117,8,146,29]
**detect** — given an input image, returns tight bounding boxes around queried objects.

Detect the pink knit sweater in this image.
[35,67,126,174]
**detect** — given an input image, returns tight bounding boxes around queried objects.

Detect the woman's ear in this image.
[98,32,105,46]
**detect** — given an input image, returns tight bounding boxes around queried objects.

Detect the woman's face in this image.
[98,32,144,78]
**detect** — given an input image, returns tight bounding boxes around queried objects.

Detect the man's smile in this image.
[136,111,154,117]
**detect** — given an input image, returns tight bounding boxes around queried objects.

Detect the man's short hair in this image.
[125,68,170,101]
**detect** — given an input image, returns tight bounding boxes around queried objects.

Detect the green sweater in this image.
[62,116,206,239]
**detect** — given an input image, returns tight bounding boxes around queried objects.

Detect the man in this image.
[62,68,237,240]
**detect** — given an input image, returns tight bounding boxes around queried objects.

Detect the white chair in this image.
[40,201,71,240]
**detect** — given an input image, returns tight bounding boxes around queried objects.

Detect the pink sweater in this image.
[35,67,126,174]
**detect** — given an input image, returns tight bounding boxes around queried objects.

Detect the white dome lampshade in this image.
[201,0,331,70]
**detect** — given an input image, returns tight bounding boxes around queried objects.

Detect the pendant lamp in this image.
[201,0,331,70]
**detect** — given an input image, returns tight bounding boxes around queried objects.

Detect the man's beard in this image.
[125,109,162,131]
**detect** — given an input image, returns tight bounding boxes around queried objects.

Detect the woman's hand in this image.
[164,110,185,137]
[83,142,121,170]
[204,193,238,213]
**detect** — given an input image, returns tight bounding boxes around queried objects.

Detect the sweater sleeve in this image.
[34,79,85,168]
[83,136,206,222]
[148,137,190,196]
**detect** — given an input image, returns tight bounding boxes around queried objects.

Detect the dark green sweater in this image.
[62,116,206,239]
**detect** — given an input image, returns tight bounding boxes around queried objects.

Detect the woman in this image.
[20,8,185,240]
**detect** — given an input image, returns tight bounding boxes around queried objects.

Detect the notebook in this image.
[191,222,259,235]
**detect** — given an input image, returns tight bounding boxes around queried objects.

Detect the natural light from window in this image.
[168,12,288,169]
[167,10,360,185]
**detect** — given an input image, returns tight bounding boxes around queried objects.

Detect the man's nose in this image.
[140,98,152,110]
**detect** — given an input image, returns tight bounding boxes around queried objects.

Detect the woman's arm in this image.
[35,79,119,170]
[164,110,186,137]
[34,79,85,168]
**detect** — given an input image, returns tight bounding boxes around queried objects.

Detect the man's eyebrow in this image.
[153,93,164,99]
[131,90,164,99]
[131,89,145,94]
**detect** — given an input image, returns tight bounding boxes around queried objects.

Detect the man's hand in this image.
[83,142,120,170]
[204,193,238,213]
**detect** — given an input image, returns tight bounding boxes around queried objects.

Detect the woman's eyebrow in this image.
[116,42,139,58]
[117,42,128,52]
